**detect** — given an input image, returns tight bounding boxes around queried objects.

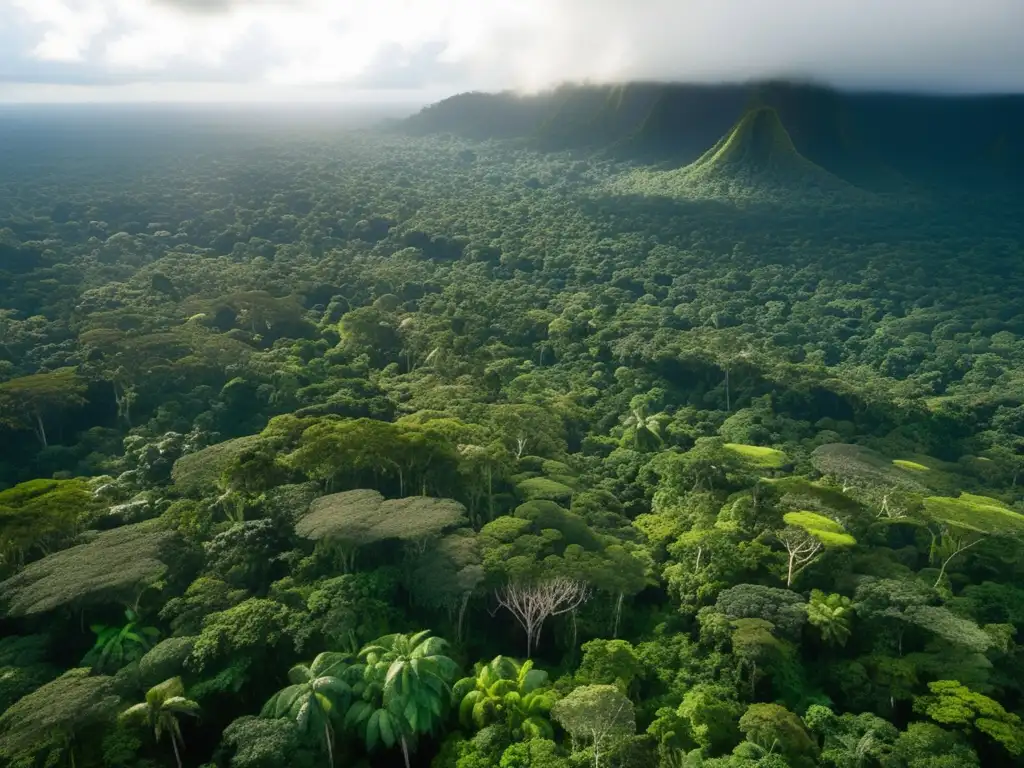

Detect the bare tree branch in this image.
[495,578,591,657]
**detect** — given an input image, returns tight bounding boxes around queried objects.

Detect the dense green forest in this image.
[1,83,1024,768]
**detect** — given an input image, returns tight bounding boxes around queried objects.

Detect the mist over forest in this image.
[1,76,1024,768]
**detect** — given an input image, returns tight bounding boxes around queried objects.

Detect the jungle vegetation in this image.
[1,82,1024,768]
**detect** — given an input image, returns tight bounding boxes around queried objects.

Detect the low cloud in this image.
[3,0,1024,99]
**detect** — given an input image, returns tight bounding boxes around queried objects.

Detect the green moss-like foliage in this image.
[0,521,178,616]
[922,494,1024,535]
[724,443,789,469]
[137,636,196,689]
[783,511,857,548]
[296,489,466,545]
[893,459,930,472]
[0,668,119,765]
[219,715,317,768]
[517,477,575,502]
[513,500,604,551]
[0,634,59,713]
[547,474,581,489]
[769,477,863,517]
[171,435,265,495]
[0,478,96,571]
[811,444,932,494]
[541,459,575,477]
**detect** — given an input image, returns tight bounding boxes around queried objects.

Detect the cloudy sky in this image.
[1,0,1023,102]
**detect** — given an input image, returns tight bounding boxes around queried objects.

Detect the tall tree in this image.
[0,668,119,768]
[775,512,856,587]
[344,631,458,768]
[550,684,635,768]
[919,494,1024,588]
[0,521,177,617]
[295,489,466,573]
[0,368,87,447]
[262,652,351,768]
[0,478,94,576]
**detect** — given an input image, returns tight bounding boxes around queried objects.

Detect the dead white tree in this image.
[776,528,823,588]
[495,578,591,657]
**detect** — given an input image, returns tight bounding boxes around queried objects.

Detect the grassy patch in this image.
[724,443,788,469]
[893,459,930,472]
[783,510,857,547]
[922,493,1024,534]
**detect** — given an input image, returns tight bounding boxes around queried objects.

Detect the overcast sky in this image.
[1,0,1023,103]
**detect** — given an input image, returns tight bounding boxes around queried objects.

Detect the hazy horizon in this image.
[2,0,1024,104]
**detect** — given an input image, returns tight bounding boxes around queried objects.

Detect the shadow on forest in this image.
[580,183,1024,250]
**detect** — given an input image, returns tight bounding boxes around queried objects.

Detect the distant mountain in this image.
[612,107,866,205]
[611,83,748,161]
[401,91,559,140]
[533,83,665,149]
[397,80,1024,188]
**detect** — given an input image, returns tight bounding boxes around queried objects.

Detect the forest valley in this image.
[1,82,1024,768]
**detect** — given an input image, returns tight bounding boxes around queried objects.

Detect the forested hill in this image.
[401,80,1024,183]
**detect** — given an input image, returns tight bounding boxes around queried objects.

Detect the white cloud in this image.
[11,0,109,62]
[3,0,1024,99]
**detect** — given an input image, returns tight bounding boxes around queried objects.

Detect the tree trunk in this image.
[34,411,47,447]
[786,553,795,587]
[933,540,980,588]
[171,734,183,768]
[457,592,470,643]
[486,465,494,522]
[612,592,623,639]
[324,721,334,768]
[400,736,411,768]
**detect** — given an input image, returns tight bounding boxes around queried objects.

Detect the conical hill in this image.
[611,107,869,205]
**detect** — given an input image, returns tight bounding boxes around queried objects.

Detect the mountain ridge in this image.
[398,80,1024,186]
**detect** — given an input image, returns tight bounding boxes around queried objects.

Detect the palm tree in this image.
[622,403,664,451]
[262,652,351,768]
[806,590,854,647]
[452,655,555,739]
[119,676,199,768]
[345,631,458,768]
